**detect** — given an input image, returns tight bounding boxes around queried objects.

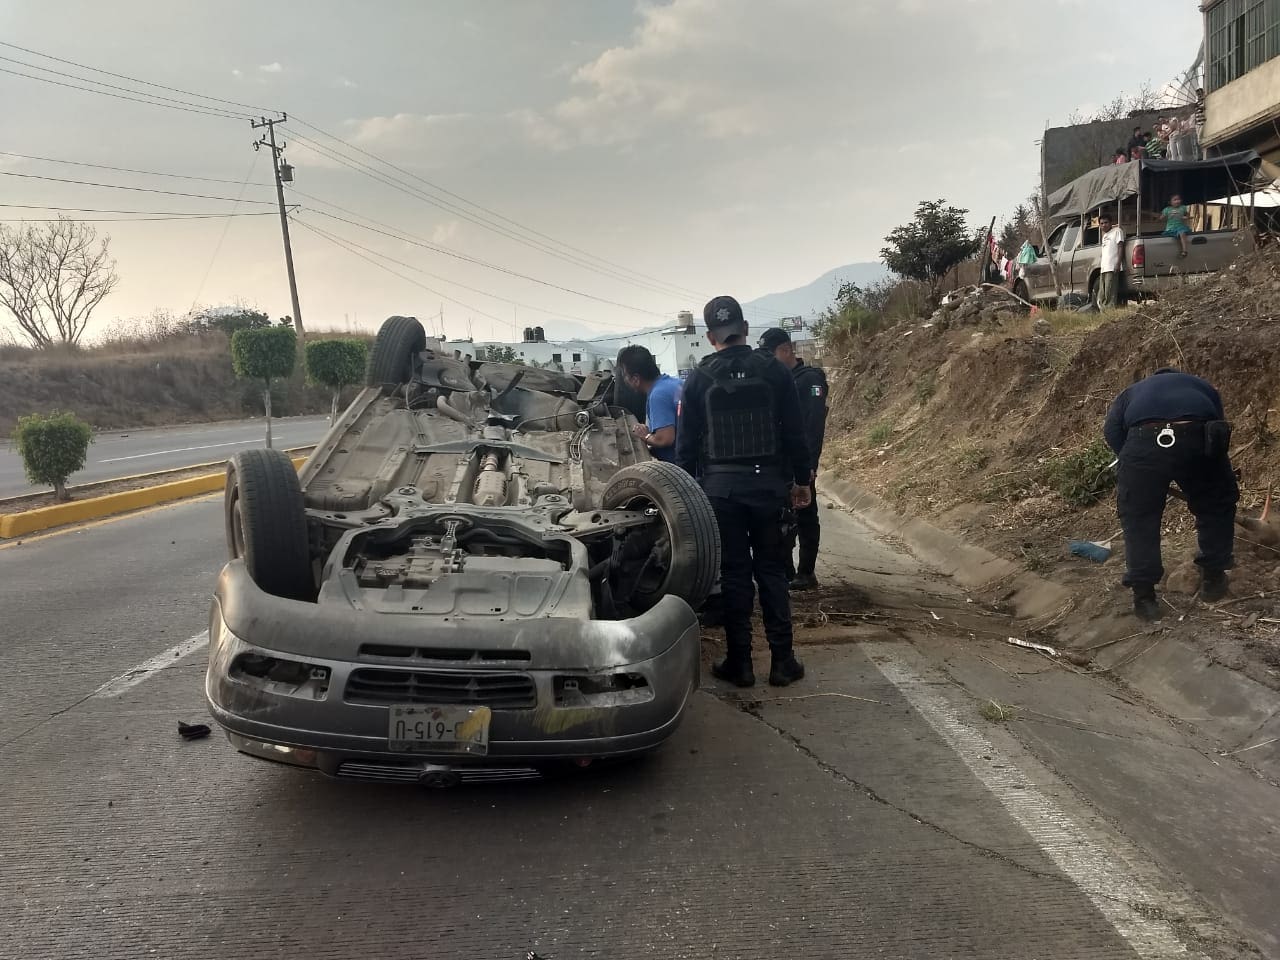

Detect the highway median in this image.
[0,448,311,539]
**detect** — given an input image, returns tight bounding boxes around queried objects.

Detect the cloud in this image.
[231,68,243,79]
[259,62,284,74]
[335,76,358,89]
[431,220,461,245]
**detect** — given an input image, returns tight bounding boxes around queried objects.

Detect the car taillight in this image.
[1132,242,1145,269]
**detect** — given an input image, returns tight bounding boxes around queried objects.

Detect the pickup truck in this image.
[1019,151,1262,307]
[1015,218,1251,307]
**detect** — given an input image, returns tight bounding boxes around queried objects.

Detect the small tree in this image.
[0,217,118,347]
[305,338,369,422]
[231,325,297,448]
[881,200,980,297]
[13,411,93,501]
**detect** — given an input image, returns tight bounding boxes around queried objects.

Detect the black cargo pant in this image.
[709,492,794,662]
[785,478,821,578]
[1117,425,1238,587]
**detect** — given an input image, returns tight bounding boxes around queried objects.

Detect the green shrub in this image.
[1041,440,1116,508]
[305,338,368,421]
[13,411,92,501]
[868,422,893,446]
[914,372,937,404]
[231,325,297,447]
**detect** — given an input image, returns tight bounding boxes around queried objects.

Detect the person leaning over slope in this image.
[617,344,681,464]
[758,326,829,590]
[1103,368,1239,622]
[677,296,812,688]
[1097,212,1125,309]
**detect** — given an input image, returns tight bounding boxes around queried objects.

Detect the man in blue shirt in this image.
[1103,368,1238,620]
[617,345,681,464]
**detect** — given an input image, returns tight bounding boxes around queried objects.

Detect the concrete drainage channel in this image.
[818,468,1280,786]
[0,447,313,539]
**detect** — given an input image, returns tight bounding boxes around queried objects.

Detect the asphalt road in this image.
[0,415,333,497]
[1,498,1275,958]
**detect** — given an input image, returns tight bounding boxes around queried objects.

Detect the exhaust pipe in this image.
[418,765,462,789]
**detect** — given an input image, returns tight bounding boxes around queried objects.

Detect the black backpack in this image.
[700,350,780,464]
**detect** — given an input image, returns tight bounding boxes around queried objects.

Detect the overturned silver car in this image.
[206,316,720,785]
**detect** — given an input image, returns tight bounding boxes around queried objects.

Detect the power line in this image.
[0,171,277,204]
[0,203,279,217]
[0,150,273,187]
[0,65,249,121]
[292,214,649,332]
[0,53,250,120]
[288,130,712,307]
[303,205,672,319]
[289,117,744,308]
[0,213,279,222]
[0,39,279,114]
[292,216,507,326]
[189,153,263,313]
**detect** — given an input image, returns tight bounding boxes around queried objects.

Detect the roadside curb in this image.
[819,468,1280,779]
[818,470,1075,624]
[0,445,314,512]
[0,455,308,539]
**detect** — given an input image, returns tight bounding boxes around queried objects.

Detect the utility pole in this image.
[252,114,305,338]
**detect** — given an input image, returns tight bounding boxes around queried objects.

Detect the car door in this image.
[1022,224,1069,300]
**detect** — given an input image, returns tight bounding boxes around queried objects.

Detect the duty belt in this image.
[703,463,783,475]
[1127,419,1207,450]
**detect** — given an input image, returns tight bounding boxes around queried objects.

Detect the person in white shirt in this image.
[1098,212,1125,309]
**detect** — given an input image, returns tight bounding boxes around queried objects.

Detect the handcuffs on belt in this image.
[1156,425,1177,448]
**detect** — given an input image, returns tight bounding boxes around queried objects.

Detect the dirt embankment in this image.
[0,334,343,435]
[822,250,1280,688]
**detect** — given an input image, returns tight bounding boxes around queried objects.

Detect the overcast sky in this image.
[0,0,1203,342]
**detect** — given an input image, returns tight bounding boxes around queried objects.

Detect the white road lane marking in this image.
[865,643,1200,959]
[93,631,209,698]
[98,437,293,464]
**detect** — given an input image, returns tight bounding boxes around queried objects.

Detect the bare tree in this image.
[0,217,119,347]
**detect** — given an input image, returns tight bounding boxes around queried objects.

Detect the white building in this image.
[441,311,820,379]
[442,311,709,379]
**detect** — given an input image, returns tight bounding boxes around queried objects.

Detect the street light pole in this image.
[252,114,304,338]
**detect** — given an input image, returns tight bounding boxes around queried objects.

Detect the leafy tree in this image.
[0,218,118,347]
[305,338,369,422]
[13,411,93,501]
[481,344,521,363]
[231,325,297,448]
[881,200,980,295]
[189,306,271,337]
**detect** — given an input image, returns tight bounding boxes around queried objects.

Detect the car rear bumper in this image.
[205,562,700,778]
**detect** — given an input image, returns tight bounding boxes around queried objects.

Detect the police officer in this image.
[758,327,829,590]
[676,296,812,687]
[1103,367,1239,621]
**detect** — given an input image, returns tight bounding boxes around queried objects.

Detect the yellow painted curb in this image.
[0,457,307,539]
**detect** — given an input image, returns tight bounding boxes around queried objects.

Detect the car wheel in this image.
[224,448,314,601]
[366,315,426,388]
[601,460,721,611]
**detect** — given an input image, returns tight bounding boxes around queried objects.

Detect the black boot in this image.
[712,656,756,688]
[1132,585,1161,622]
[789,572,819,591]
[768,655,805,687]
[1199,569,1229,603]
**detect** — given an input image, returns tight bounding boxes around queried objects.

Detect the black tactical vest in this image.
[700,350,780,466]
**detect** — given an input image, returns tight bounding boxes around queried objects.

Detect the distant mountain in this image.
[743,262,889,321]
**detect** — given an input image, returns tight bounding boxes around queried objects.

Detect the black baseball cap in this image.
[703,295,744,329]
[757,327,792,351]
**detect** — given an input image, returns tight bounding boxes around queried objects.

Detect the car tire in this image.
[602,460,721,611]
[366,315,426,388]
[224,448,314,601]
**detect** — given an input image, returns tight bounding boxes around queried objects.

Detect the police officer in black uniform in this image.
[1104,367,1239,621]
[677,296,812,687]
[758,327,829,590]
